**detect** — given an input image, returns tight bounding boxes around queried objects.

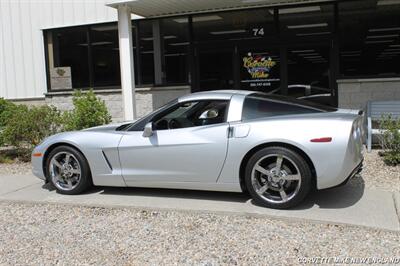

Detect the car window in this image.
[127,99,179,131]
[242,96,322,121]
[154,100,229,130]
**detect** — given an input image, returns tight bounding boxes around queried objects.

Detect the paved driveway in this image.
[0,174,399,231]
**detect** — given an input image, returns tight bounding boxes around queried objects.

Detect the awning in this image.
[107,0,334,18]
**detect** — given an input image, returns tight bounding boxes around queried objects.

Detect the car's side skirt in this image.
[123,181,243,193]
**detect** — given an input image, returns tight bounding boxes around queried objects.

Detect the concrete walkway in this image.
[0,174,399,232]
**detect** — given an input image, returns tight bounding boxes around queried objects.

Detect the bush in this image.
[378,114,400,166]
[0,90,111,161]
[1,105,62,153]
[0,98,17,127]
[0,98,18,146]
[62,90,111,131]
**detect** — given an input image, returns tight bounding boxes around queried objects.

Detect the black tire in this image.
[45,145,92,195]
[244,146,312,209]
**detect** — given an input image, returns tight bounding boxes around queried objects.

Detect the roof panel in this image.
[107,0,334,18]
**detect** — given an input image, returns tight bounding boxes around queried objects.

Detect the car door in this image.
[118,100,230,184]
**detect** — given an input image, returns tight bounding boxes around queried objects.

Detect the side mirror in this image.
[142,122,154,137]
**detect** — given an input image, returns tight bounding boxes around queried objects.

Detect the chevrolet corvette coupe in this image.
[32,90,364,209]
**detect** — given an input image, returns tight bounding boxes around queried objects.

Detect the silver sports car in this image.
[32,90,364,209]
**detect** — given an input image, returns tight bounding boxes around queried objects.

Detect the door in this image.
[119,100,230,184]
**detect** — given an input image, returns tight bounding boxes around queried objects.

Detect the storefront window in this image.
[91,24,121,87]
[45,23,138,91]
[279,4,334,104]
[193,9,276,91]
[339,0,400,77]
[198,48,234,91]
[47,27,90,89]
[162,17,189,84]
[279,4,334,43]
[138,20,155,85]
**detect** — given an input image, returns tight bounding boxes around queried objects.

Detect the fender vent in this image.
[102,151,113,171]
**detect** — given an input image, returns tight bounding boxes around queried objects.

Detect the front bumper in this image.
[31,147,46,181]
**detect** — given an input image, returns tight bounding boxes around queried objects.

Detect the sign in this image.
[50,67,72,90]
[252,28,265,36]
[241,52,280,91]
[243,53,276,79]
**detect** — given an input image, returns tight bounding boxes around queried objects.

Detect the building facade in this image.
[1,0,399,121]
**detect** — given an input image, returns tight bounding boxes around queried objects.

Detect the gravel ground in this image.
[0,161,31,175]
[349,150,400,192]
[0,202,398,265]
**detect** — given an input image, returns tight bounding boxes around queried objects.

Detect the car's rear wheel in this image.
[46,145,92,195]
[245,146,312,209]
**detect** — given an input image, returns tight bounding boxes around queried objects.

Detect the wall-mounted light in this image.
[287,23,327,29]
[377,0,400,6]
[210,29,246,35]
[366,34,399,39]
[173,15,222,23]
[275,6,320,14]
[369,27,400,32]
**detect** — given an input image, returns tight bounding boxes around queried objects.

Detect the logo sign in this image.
[50,67,72,90]
[243,53,276,79]
[56,68,66,76]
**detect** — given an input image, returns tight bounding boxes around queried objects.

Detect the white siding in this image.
[0,0,125,100]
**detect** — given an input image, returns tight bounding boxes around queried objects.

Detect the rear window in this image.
[242,93,335,121]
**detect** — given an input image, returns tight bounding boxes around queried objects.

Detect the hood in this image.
[82,120,136,132]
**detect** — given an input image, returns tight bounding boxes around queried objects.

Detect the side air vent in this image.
[102,151,113,171]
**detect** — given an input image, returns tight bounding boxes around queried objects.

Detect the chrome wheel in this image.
[49,151,82,191]
[251,154,302,204]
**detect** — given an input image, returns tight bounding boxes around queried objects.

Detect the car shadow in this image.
[98,186,250,203]
[294,175,365,210]
[41,175,365,210]
[97,175,365,210]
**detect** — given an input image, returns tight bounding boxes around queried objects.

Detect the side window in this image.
[242,96,318,120]
[154,100,229,130]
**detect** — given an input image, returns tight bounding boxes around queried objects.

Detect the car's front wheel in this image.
[46,145,92,195]
[245,146,312,209]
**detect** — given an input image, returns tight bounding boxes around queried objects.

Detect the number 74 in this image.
[252,28,265,36]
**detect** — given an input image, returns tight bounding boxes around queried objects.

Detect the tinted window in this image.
[48,27,90,89]
[91,24,121,87]
[162,17,189,84]
[242,95,326,120]
[138,20,155,84]
[339,1,400,77]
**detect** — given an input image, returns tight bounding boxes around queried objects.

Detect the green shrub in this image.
[379,114,400,166]
[1,105,62,152]
[62,90,111,131]
[0,98,17,127]
[0,98,18,146]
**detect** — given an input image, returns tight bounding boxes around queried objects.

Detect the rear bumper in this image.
[331,159,364,189]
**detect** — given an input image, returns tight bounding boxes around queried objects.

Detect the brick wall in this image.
[338,78,400,110]
[44,86,190,122]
